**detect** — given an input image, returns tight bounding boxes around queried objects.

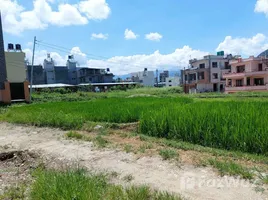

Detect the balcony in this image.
[223,70,268,79]
[225,85,268,92]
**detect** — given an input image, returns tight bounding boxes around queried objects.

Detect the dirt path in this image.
[0,122,267,200]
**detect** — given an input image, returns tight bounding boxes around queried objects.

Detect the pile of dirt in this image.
[0,150,42,194]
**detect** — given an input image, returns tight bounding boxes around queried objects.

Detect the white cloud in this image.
[78,0,111,20]
[216,33,268,56]
[0,0,111,35]
[91,33,108,40]
[145,32,163,41]
[24,48,66,66]
[124,29,138,40]
[24,45,207,75]
[70,47,87,66]
[255,0,268,16]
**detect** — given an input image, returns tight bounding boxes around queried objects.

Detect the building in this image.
[27,54,114,85]
[182,52,232,93]
[78,68,113,84]
[131,68,155,87]
[223,54,268,93]
[166,77,181,87]
[27,65,46,85]
[159,70,169,83]
[0,13,29,103]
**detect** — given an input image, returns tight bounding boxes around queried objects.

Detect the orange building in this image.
[223,54,268,93]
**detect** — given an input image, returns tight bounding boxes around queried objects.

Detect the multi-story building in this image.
[166,77,181,87]
[0,13,29,103]
[27,65,46,85]
[78,68,113,83]
[131,68,155,87]
[223,53,268,93]
[182,53,232,93]
[159,70,169,83]
[27,54,114,85]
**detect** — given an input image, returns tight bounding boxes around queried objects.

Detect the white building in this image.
[131,68,155,86]
[43,54,56,84]
[166,77,181,87]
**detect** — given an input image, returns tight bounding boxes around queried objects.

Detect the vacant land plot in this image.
[1,94,267,155]
[0,123,267,200]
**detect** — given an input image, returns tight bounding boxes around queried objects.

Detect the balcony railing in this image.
[223,69,268,78]
[225,85,268,91]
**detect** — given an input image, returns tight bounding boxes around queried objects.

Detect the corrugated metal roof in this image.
[29,82,138,89]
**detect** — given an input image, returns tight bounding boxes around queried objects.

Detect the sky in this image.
[1,0,268,75]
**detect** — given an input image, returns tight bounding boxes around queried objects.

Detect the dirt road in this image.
[0,122,267,200]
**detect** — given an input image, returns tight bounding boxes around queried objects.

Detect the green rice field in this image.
[1,94,267,155]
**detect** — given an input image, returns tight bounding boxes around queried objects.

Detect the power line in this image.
[35,40,152,69]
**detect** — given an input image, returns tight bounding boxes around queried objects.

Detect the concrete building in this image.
[131,68,155,87]
[0,13,29,103]
[27,65,46,85]
[78,68,113,84]
[166,77,181,87]
[182,53,232,93]
[160,70,169,83]
[223,53,268,93]
[67,55,78,85]
[27,54,114,85]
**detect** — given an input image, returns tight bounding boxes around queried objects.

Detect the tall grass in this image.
[1,95,267,155]
[31,168,182,200]
[140,101,268,155]
[0,97,192,129]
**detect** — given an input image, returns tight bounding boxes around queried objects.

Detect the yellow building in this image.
[5,51,27,83]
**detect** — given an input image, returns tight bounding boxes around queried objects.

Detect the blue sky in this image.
[1,0,268,74]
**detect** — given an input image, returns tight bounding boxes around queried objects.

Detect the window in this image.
[254,78,264,86]
[247,78,250,86]
[236,79,243,87]
[237,65,245,73]
[198,72,205,80]
[225,62,231,69]
[189,73,196,81]
[169,80,172,82]
[185,75,188,81]
[212,73,218,79]
[258,64,263,71]
[169,85,172,87]
[212,62,218,68]
[199,63,205,69]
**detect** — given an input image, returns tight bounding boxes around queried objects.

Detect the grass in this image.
[30,168,183,200]
[207,159,254,180]
[261,175,268,184]
[1,90,268,155]
[66,131,83,140]
[139,143,153,153]
[140,101,268,155]
[0,183,27,200]
[124,144,133,153]
[0,97,192,130]
[94,135,109,148]
[159,149,178,160]
[66,131,92,141]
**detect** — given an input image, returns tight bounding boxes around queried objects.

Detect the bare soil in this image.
[0,122,267,200]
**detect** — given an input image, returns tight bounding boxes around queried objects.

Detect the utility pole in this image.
[30,36,36,103]
[156,69,158,87]
[184,67,186,93]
